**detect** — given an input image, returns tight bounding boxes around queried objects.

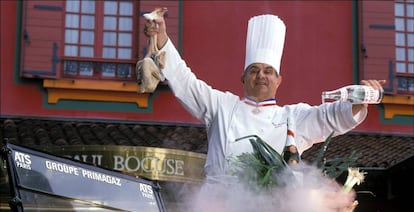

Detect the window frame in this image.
[61,0,139,81]
[394,1,414,94]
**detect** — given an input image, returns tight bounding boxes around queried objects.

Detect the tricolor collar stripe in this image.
[243,97,277,107]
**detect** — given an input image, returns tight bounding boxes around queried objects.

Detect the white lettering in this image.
[81,155,88,162]
[14,152,31,170]
[15,152,31,164]
[81,169,122,186]
[15,161,31,170]
[166,159,175,174]
[67,154,103,165]
[139,183,154,199]
[141,157,156,172]
[92,154,103,165]
[125,156,140,171]
[175,160,185,176]
[45,160,79,176]
[112,155,185,176]
[57,153,188,177]
[113,155,125,171]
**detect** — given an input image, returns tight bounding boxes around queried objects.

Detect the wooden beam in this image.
[44,79,149,107]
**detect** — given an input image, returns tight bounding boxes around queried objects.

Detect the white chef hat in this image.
[244,14,286,75]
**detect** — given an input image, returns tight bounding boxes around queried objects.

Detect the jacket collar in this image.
[243,97,277,107]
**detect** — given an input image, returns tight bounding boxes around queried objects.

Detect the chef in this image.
[143,12,384,211]
[144,12,382,177]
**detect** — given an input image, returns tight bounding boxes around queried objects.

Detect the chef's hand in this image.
[144,8,168,50]
[360,79,385,91]
[352,79,386,115]
[316,179,358,212]
[298,179,357,212]
[323,189,358,212]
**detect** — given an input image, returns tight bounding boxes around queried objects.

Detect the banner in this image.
[45,146,207,183]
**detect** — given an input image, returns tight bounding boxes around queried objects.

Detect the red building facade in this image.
[1,1,413,211]
[2,1,412,135]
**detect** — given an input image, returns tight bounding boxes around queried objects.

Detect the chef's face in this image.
[242,63,282,101]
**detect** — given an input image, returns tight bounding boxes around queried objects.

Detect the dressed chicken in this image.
[136,8,167,93]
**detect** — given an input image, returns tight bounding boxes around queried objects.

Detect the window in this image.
[395,1,414,93]
[20,0,180,107]
[63,0,135,80]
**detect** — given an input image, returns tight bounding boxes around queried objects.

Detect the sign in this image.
[6,144,165,211]
[45,145,207,183]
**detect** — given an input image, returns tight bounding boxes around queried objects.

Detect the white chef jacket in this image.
[160,39,367,179]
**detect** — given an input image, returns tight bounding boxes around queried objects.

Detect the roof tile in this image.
[2,118,413,169]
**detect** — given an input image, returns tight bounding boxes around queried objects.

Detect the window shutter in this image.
[20,1,65,79]
[359,1,395,91]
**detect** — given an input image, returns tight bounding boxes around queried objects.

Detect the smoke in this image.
[174,162,356,212]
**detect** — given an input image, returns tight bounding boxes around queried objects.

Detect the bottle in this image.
[321,85,384,104]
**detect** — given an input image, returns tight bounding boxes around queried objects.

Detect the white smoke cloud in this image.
[173,162,356,212]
